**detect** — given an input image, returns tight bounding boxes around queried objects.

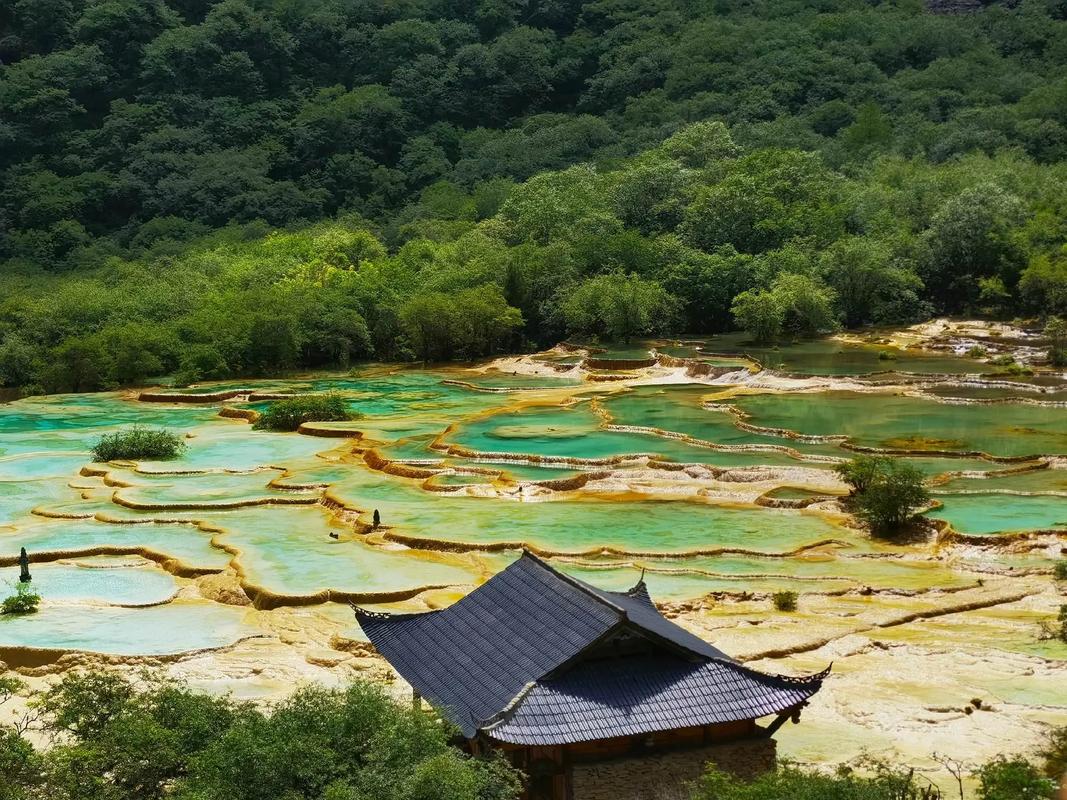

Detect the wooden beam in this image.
[763,702,805,738]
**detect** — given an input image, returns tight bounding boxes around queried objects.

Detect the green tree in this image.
[14,672,522,800]
[922,184,1026,311]
[837,458,930,534]
[612,159,692,236]
[40,336,111,393]
[772,273,838,337]
[400,292,458,363]
[174,682,521,800]
[841,102,893,153]
[1,582,41,615]
[400,286,521,362]
[499,164,607,245]
[1019,252,1067,316]
[174,344,229,386]
[1044,316,1066,367]
[681,150,842,255]
[556,273,677,343]
[975,757,1057,800]
[98,322,178,386]
[659,121,740,169]
[0,336,40,388]
[730,288,783,343]
[730,273,836,341]
[0,727,41,800]
[820,238,925,327]
[835,455,894,496]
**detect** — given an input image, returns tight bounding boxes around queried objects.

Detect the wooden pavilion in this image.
[356,552,828,800]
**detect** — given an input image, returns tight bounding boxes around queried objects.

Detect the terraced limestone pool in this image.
[0,330,1064,784]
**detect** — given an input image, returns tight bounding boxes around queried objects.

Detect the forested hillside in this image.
[1,0,1066,392]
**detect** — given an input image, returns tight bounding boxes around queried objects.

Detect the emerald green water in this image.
[21,559,179,605]
[928,493,1066,534]
[0,339,1064,657]
[923,384,1067,402]
[602,386,845,458]
[446,393,840,467]
[112,468,321,509]
[554,551,975,600]
[729,392,1067,457]
[0,602,256,654]
[386,496,841,554]
[204,505,482,597]
[704,334,990,375]
[452,371,582,389]
[4,519,233,570]
[937,467,1067,494]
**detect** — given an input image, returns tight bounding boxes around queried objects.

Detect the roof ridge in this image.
[519,550,628,618]
[522,553,735,664]
[478,680,538,733]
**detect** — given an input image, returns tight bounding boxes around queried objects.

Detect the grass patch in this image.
[91,426,186,461]
[252,393,358,432]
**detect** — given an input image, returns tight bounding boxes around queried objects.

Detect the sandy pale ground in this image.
[3,565,1063,797]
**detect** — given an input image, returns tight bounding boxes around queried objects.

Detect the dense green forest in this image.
[2,0,1067,393]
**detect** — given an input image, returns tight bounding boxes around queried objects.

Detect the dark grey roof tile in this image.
[356,552,826,739]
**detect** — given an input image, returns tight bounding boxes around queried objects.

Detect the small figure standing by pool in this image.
[372,509,381,528]
[18,547,31,583]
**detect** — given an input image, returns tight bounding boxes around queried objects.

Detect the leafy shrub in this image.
[974,757,1057,800]
[252,393,357,432]
[692,762,943,799]
[877,350,896,361]
[772,591,798,612]
[989,354,1015,366]
[1054,561,1067,581]
[171,369,200,389]
[91,427,186,461]
[5,672,522,800]
[0,726,41,799]
[1,582,41,615]
[966,346,988,358]
[1039,604,1067,644]
[1039,726,1067,781]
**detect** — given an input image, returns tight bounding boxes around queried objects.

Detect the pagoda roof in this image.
[482,654,829,746]
[355,552,827,741]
